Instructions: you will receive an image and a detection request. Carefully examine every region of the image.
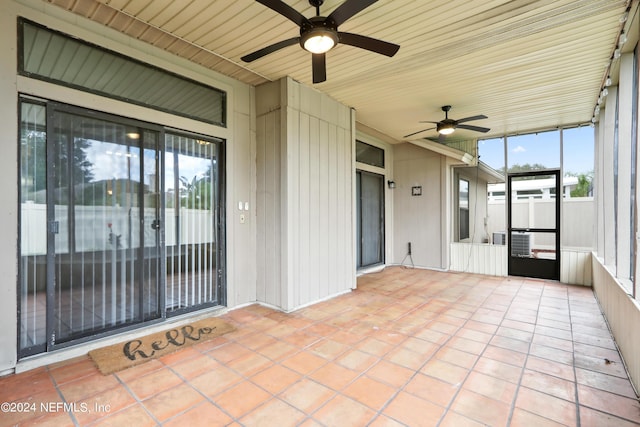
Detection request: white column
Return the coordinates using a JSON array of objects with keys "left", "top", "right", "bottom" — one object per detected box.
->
[
  {"left": 603, "top": 86, "right": 618, "bottom": 269},
  {"left": 616, "top": 54, "right": 634, "bottom": 279}
]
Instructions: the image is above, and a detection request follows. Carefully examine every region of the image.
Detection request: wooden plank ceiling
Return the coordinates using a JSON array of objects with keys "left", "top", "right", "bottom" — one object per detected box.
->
[{"left": 44, "top": 0, "right": 633, "bottom": 143}]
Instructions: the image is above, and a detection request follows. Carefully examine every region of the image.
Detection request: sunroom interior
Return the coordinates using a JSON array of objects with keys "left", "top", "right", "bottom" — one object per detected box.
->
[{"left": 2, "top": 0, "right": 640, "bottom": 406}]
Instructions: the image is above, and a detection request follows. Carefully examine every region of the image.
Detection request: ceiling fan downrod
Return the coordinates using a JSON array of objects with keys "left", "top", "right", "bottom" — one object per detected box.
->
[{"left": 309, "top": 0, "right": 323, "bottom": 16}]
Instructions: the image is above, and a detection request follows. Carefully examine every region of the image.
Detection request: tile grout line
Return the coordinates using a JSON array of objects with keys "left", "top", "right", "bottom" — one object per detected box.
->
[
  {"left": 434, "top": 276, "right": 526, "bottom": 426},
  {"left": 161, "top": 352, "right": 249, "bottom": 426},
  {"left": 294, "top": 280, "right": 449, "bottom": 426},
  {"left": 47, "top": 365, "right": 81, "bottom": 427},
  {"left": 371, "top": 280, "right": 467, "bottom": 426},
  {"left": 112, "top": 369, "right": 163, "bottom": 426},
  {"left": 504, "top": 279, "right": 542, "bottom": 426},
  {"left": 355, "top": 275, "right": 507, "bottom": 426}
]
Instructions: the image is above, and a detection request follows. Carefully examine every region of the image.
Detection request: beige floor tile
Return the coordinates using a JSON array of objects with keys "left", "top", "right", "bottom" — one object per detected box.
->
[{"left": 3, "top": 267, "right": 640, "bottom": 427}]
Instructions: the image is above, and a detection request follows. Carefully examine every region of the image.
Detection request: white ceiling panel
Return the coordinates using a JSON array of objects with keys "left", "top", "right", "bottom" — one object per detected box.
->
[{"left": 45, "top": 0, "right": 633, "bottom": 142}]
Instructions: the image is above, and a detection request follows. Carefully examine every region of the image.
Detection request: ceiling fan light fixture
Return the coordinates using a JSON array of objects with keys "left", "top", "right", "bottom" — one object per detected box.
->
[
  {"left": 301, "top": 28, "right": 338, "bottom": 54},
  {"left": 437, "top": 123, "right": 455, "bottom": 135}
]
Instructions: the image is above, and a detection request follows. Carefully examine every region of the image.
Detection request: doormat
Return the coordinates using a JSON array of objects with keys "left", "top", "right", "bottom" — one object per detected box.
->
[{"left": 89, "top": 318, "right": 235, "bottom": 375}]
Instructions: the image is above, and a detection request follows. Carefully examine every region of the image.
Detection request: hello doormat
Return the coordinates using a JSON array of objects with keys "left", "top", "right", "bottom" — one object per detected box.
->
[{"left": 89, "top": 318, "right": 235, "bottom": 375}]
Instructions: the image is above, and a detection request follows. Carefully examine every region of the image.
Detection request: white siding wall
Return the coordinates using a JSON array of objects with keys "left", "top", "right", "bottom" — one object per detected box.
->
[
  {"left": 450, "top": 243, "right": 507, "bottom": 276},
  {"left": 256, "top": 78, "right": 354, "bottom": 312},
  {"left": 392, "top": 143, "right": 444, "bottom": 269},
  {"left": 0, "top": 0, "right": 19, "bottom": 373},
  {"left": 561, "top": 250, "right": 592, "bottom": 286}
]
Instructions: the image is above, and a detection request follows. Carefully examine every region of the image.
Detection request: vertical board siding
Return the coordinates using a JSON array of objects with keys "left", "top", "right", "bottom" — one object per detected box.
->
[
  {"left": 287, "top": 83, "right": 354, "bottom": 309},
  {"left": 298, "top": 113, "right": 311, "bottom": 306},
  {"left": 306, "top": 115, "right": 321, "bottom": 304},
  {"left": 450, "top": 245, "right": 592, "bottom": 285},
  {"left": 319, "top": 121, "right": 330, "bottom": 299},
  {"left": 393, "top": 144, "right": 443, "bottom": 269},
  {"left": 449, "top": 243, "right": 507, "bottom": 276},
  {"left": 256, "top": 78, "right": 354, "bottom": 311},
  {"left": 256, "top": 109, "right": 282, "bottom": 308},
  {"left": 560, "top": 250, "right": 592, "bottom": 286},
  {"left": 592, "top": 256, "right": 640, "bottom": 393},
  {"left": 327, "top": 125, "right": 338, "bottom": 296}
]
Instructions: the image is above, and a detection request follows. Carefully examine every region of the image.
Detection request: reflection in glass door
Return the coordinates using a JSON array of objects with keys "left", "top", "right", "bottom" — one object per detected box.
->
[
  {"left": 19, "top": 98, "right": 225, "bottom": 357},
  {"left": 165, "top": 134, "right": 222, "bottom": 313},
  {"left": 49, "top": 110, "right": 161, "bottom": 345},
  {"left": 356, "top": 170, "right": 385, "bottom": 268}
]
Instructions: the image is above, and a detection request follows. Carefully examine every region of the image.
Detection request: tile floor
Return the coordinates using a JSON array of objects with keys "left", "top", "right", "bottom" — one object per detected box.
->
[{"left": 2, "top": 267, "right": 640, "bottom": 426}]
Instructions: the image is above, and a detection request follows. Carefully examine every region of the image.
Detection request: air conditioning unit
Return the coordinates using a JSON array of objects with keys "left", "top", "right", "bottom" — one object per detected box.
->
[
  {"left": 511, "top": 232, "right": 531, "bottom": 257},
  {"left": 492, "top": 231, "right": 506, "bottom": 245},
  {"left": 492, "top": 231, "right": 532, "bottom": 257}
]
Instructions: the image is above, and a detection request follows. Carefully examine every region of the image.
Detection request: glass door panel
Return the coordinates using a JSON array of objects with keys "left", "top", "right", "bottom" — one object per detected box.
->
[
  {"left": 50, "top": 110, "right": 160, "bottom": 344},
  {"left": 165, "top": 134, "right": 220, "bottom": 313},
  {"left": 19, "top": 101, "right": 48, "bottom": 355},
  {"left": 356, "top": 170, "right": 385, "bottom": 268}
]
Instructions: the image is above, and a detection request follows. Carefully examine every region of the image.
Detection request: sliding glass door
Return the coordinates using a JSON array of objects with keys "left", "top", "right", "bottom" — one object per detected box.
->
[{"left": 19, "top": 98, "right": 225, "bottom": 356}]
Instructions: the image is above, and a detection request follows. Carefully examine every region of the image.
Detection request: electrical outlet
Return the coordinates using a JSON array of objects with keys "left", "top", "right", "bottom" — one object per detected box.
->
[{"left": 240, "top": 214, "right": 245, "bottom": 224}]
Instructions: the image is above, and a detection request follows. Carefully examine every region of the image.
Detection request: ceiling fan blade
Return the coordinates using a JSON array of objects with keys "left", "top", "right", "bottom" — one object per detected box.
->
[
  {"left": 338, "top": 32, "right": 400, "bottom": 57},
  {"left": 241, "top": 37, "right": 300, "bottom": 62},
  {"left": 456, "top": 114, "right": 488, "bottom": 123},
  {"left": 312, "top": 53, "right": 327, "bottom": 83},
  {"left": 328, "top": 0, "right": 378, "bottom": 26},
  {"left": 255, "top": 0, "right": 309, "bottom": 26},
  {"left": 403, "top": 127, "right": 435, "bottom": 138},
  {"left": 418, "top": 120, "right": 439, "bottom": 124},
  {"left": 457, "top": 124, "right": 491, "bottom": 133}
]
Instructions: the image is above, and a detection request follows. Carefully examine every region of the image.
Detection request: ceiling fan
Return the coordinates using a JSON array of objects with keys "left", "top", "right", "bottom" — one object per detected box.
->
[
  {"left": 404, "top": 106, "right": 490, "bottom": 139},
  {"left": 241, "top": 0, "right": 400, "bottom": 83}
]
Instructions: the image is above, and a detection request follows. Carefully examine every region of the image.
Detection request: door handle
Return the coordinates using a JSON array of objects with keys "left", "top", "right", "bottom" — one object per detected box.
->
[{"left": 151, "top": 219, "right": 161, "bottom": 230}]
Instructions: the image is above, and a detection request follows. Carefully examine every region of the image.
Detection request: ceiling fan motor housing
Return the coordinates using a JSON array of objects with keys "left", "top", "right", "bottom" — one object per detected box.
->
[{"left": 300, "top": 16, "right": 339, "bottom": 52}]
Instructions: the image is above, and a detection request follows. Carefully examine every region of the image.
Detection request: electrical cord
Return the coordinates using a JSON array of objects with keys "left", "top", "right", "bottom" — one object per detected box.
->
[{"left": 401, "top": 242, "right": 414, "bottom": 269}]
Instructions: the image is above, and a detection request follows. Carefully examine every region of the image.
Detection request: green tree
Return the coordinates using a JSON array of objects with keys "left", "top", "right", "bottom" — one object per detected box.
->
[
  {"left": 567, "top": 171, "right": 593, "bottom": 197},
  {"left": 179, "top": 174, "right": 212, "bottom": 210}
]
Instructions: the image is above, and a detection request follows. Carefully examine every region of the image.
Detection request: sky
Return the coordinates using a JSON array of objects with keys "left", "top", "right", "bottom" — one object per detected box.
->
[
  {"left": 86, "top": 140, "right": 213, "bottom": 190},
  {"left": 478, "top": 126, "right": 595, "bottom": 175}
]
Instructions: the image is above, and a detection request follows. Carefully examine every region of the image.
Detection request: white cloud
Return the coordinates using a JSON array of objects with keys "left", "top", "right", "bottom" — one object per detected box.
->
[{"left": 512, "top": 145, "right": 526, "bottom": 153}]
